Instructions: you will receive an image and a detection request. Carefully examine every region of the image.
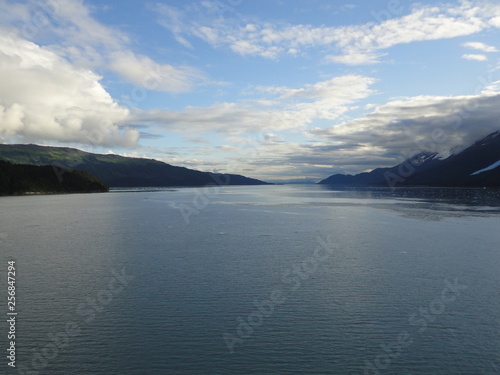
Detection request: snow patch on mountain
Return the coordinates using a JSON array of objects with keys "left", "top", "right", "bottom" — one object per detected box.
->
[
  {"left": 471, "top": 160, "right": 500, "bottom": 175},
  {"left": 409, "top": 152, "right": 439, "bottom": 165}
]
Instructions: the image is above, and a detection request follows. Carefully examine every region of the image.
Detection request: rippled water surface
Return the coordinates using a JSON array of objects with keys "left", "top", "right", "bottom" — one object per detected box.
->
[{"left": 1, "top": 185, "right": 499, "bottom": 374}]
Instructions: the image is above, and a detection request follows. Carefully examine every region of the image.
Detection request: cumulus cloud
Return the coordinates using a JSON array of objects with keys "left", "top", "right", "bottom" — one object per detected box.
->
[
  {"left": 2, "top": 0, "right": 206, "bottom": 92},
  {"left": 462, "top": 53, "right": 488, "bottom": 61},
  {"left": 0, "top": 0, "right": 211, "bottom": 146},
  {"left": 155, "top": 1, "right": 500, "bottom": 65},
  {"left": 0, "top": 33, "right": 138, "bottom": 146}
]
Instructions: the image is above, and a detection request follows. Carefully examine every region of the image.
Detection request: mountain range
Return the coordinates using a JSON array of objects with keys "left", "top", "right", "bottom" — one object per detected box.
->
[
  {"left": 1, "top": 130, "right": 499, "bottom": 190},
  {"left": 0, "top": 144, "right": 268, "bottom": 188},
  {"left": 319, "top": 131, "right": 500, "bottom": 187}
]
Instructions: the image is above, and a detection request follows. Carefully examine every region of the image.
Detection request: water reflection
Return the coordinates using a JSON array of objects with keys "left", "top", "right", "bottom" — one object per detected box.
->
[
  {"left": 168, "top": 184, "right": 500, "bottom": 222},
  {"left": 218, "top": 185, "right": 500, "bottom": 221},
  {"left": 317, "top": 186, "right": 500, "bottom": 205},
  {"left": 317, "top": 185, "right": 500, "bottom": 221}
]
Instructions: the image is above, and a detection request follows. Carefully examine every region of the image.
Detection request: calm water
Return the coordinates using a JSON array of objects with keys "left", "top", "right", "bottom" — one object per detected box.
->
[{"left": 1, "top": 185, "right": 499, "bottom": 374}]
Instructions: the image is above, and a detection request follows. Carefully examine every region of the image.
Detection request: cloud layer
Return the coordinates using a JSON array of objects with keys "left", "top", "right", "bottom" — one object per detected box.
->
[
  {"left": 110, "top": 52, "right": 206, "bottom": 93},
  {"left": 1, "top": 0, "right": 500, "bottom": 181},
  {"left": 312, "top": 87, "right": 500, "bottom": 161},
  {"left": 0, "top": 33, "right": 138, "bottom": 146},
  {"left": 156, "top": 1, "right": 500, "bottom": 65},
  {"left": 135, "top": 75, "right": 377, "bottom": 135},
  {"left": 1, "top": 0, "right": 207, "bottom": 92},
  {"left": 0, "top": 0, "right": 207, "bottom": 146}
]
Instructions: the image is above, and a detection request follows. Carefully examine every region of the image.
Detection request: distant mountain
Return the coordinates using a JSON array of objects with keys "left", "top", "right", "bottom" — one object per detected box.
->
[
  {"left": 0, "top": 144, "right": 269, "bottom": 187},
  {"left": 268, "top": 178, "right": 319, "bottom": 185},
  {"left": 319, "top": 131, "right": 500, "bottom": 187},
  {"left": 0, "top": 160, "right": 108, "bottom": 195},
  {"left": 318, "top": 151, "right": 441, "bottom": 186}
]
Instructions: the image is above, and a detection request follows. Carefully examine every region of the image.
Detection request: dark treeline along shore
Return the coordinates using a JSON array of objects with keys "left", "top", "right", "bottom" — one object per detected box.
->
[{"left": 0, "top": 160, "right": 108, "bottom": 195}]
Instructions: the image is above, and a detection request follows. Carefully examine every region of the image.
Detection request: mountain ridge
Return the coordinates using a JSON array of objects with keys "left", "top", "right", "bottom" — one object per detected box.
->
[
  {"left": 319, "top": 131, "right": 500, "bottom": 187},
  {"left": 0, "top": 144, "right": 270, "bottom": 187}
]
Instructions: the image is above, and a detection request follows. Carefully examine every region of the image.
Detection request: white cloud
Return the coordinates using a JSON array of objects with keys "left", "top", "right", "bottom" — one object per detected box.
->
[
  {"left": 0, "top": 0, "right": 31, "bottom": 24},
  {"left": 323, "top": 51, "right": 384, "bottom": 66},
  {"left": 483, "top": 80, "right": 500, "bottom": 93},
  {"left": 125, "top": 80, "right": 500, "bottom": 180},
  {"left": 110, "top": 52, "right": 206, "bottom": 93},
  {"left": 2, "top": 0, "right": 500, "bottom": 180},
  {"left": 312, "top": 86, "right": 500, "bottom": 161},
  {"left": 2, "top": 0, "right": 207, "bottom": 93},
  {"left": 210, "top": 83, "right": 500, "bottom": 179},
  {"left": 462, "top": 53, "right": 488, "bottom": 61},
  {"left": 152, "top": 3, "right": 193, "bottom": 48},
  {"left": 0, "top": 33, "right": 138, "bottom": 146},
  {"left": 137, "top": 102, "right": 278, "bottom": 135},
  {"left": 134, "top": 75, "right": 377, "bottom": 134},
  {"left": 155, "top": 1, "right": 500, "bottom": 65},
  {"left": 50, "top": 0, "right": 128, "bottom": 50},
  {"left": 462, "top": 41, "right": 498, "bottom": 52},
  {"left": 276, "top": 75, "right": 377, "bottom": 122}
]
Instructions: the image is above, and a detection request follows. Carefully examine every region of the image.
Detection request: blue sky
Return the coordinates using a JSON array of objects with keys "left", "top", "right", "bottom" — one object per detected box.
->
[{"left": 1, "top": 0, "right": 500, "bottom": 182}]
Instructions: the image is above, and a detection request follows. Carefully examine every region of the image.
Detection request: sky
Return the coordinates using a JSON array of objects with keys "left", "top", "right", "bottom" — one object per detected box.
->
[{"left": 1, "top": 0, "right": 500, "bottom": 182}]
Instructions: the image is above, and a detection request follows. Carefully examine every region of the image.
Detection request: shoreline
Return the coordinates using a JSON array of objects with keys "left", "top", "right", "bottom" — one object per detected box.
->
[{"left": 0, "top": 190, "right": 109, "bottom": 197}]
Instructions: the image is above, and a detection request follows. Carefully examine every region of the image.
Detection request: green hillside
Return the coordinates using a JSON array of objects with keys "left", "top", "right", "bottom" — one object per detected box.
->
[{"left": 0, "top": 144, "right": 269, "bottom": 187}]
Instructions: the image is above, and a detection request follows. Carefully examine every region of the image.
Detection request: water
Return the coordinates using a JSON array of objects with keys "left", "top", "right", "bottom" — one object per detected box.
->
[{"left": 1, "top": 185, "right": 499, "bottom": 374}]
